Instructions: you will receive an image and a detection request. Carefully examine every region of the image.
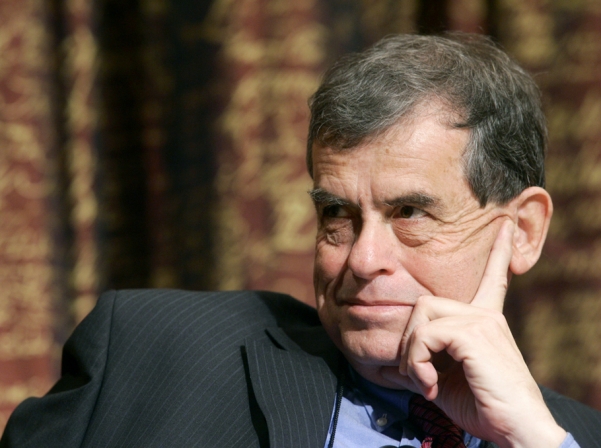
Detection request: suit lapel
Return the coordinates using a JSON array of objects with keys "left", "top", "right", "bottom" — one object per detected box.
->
[{"left": 245, "top": 327, "right": 339, "bottom": 448}]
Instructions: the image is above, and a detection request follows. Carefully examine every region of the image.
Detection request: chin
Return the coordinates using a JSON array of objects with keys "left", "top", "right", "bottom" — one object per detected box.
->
[{"left": 338, "top": 328, "right": 404, "bottom": 367}]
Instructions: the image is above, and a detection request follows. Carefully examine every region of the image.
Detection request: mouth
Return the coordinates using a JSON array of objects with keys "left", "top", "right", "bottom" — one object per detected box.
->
[
  {"left": 338, "top": 297, "right": 414, "bottom": 307},
  {"left": 337, "top": 297, "right": 414, "bottom": 320}
]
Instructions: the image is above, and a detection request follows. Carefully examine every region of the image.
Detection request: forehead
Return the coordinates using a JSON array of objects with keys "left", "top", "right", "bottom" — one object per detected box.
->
[{"left": 311, "top": 111, "right": 474, "bottom": 208}]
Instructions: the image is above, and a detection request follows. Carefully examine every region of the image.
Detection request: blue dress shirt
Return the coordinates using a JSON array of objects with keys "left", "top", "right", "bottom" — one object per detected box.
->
[{"left": 324, "top": 368, "right": 580, "bottom": 448}]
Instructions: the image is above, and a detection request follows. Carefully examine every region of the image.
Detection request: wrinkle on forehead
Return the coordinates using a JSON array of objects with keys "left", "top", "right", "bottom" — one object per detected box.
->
[
  {"left": 313, "top": 99, "right": 466, "bottom": 165},
  {"left": 311, "top": 103, "right": 491, "bottom": 241}
]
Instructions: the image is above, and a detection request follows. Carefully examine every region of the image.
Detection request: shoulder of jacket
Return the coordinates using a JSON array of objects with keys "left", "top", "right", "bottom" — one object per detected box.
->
[{"left": 97, "top": 288, "right": 320, "bottom": 335}]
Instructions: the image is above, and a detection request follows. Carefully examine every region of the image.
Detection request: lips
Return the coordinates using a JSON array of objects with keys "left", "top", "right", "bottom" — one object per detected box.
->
[
  {"left": 337, "top": 297, "right": 414, "bottom": 307},
  {"left": 336, "top": 298, "right": 414, "bottom": 326}
]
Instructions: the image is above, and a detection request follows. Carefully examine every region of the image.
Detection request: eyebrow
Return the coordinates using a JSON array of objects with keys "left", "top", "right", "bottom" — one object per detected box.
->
[
  {"left": 309, "top": 188, "right": 442, "bottom": 211},
  {"left": 383, "top": 193, "right": 440, "bottom": 210},
  {"left": 308, "top": 188, "right": 351, "bottom": 207}
]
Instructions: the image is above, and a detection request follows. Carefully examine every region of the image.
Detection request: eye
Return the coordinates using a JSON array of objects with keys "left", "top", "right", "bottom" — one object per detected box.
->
[
  {"left": 322, "top": 204, "right": 349, "bottom": 218},
  {"left": 396, "top": 205, "right": 425, "bottom": 219}
]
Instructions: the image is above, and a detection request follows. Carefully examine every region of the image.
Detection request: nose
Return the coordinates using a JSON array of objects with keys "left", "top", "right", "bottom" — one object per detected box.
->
[{"left": 347, "top": 219, "right": 397, "bottom": 280}]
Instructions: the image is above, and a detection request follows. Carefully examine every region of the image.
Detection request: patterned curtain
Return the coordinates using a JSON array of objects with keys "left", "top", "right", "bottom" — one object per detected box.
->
[
  {"left": 498, "top": 0, "right": 601, "bottom": 408},
  {"left": 1, "top": 0, "right": 600, "bottom": 432},
  {"left": 0, "top": 0, "right": 99, "bottom": 427}
]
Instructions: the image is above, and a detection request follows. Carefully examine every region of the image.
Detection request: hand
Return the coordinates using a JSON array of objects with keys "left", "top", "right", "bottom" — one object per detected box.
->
[{"left": 380, "top": 220, "right": 566, "bottom": 448}]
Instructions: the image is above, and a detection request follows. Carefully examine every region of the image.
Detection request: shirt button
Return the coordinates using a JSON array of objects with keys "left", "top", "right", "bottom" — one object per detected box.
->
[{"left": 376, "top": 414, "right": 388, "bottom": 427}]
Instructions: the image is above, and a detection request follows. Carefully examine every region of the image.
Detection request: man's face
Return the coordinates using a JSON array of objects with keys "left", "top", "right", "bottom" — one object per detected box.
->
[{"left": 311, "top": 109, "right": 513, "bottom": 380}]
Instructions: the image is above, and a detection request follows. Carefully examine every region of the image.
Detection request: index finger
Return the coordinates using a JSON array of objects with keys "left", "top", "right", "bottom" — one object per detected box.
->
[{"left": 471, "top": 219, "right": 515, "bottom": 311}]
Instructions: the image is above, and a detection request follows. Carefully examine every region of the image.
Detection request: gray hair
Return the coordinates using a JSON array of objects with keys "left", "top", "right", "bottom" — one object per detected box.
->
[{"left": 307, "top": 33, "right": 546, "bottom": 206}]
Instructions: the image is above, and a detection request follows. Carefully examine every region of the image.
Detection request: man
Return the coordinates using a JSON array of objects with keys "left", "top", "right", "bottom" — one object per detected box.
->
[{"left": 2, "top": 33, "right": 601, "bottom": 448}]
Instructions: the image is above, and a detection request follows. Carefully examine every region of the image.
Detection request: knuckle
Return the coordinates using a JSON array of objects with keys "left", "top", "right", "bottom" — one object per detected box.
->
[
  {"left": 415, "top": 295, "right": 434, "bottom": 308},
  {"left": 464, "top": 311, "right": 508, "bottom": 338},
  {"left": 482, "top": 308, "right": 508, "bottom": 328},
  {"left": 412, "top": 322, "right": 428, "bottom": 339},
  {"left": 462, "top": 320, "right": 483, "bottom": 337},
  {"left": 406, "top": 355, "right": 418, "bottom": 371},
  {"left": 400, "top": 332, "right": 411, "bottom": 347},
  {"left": 498, "top": 278, "right": 509, "bottom": 292}
]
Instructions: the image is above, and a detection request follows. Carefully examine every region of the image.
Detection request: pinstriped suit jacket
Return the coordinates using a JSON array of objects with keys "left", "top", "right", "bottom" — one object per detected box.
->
[{"left": 1, "top": 289, "right": 600, "bottom": 448}]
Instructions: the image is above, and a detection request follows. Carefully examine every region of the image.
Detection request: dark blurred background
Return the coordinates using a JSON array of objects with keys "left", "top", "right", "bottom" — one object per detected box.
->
[{"left": 1, "top": 0, "right": 601, "bottom": 431}]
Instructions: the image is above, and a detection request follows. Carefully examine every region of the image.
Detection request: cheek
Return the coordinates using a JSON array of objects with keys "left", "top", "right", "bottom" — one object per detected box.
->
[
  {"left": 313, "top": 241, "right": 352, "bottom": 336},
  {"left": 316, "top": 301, "right": 344, "bottom": 357},
  {"left": 313, "top": 237, "right": 351, "bottom": 291},
  {"left": 441, "top": 257, "right": 486, "bottom": 302},
  {"left": 313, "top": 247, "right": 347, "bottom": 349},
  {"left": 402, "top": 240, "right": 492, "bottom": 302}
]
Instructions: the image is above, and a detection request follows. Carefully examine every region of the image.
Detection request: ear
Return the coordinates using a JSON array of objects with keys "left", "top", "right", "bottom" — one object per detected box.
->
[{"left": 508, "top": 186, "right": 553, "bottom": 275}]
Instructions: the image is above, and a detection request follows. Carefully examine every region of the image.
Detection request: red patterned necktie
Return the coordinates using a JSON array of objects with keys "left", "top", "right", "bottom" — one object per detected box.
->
[{"left": 408, "top": 394, "right": 466, "bottom": 448}]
